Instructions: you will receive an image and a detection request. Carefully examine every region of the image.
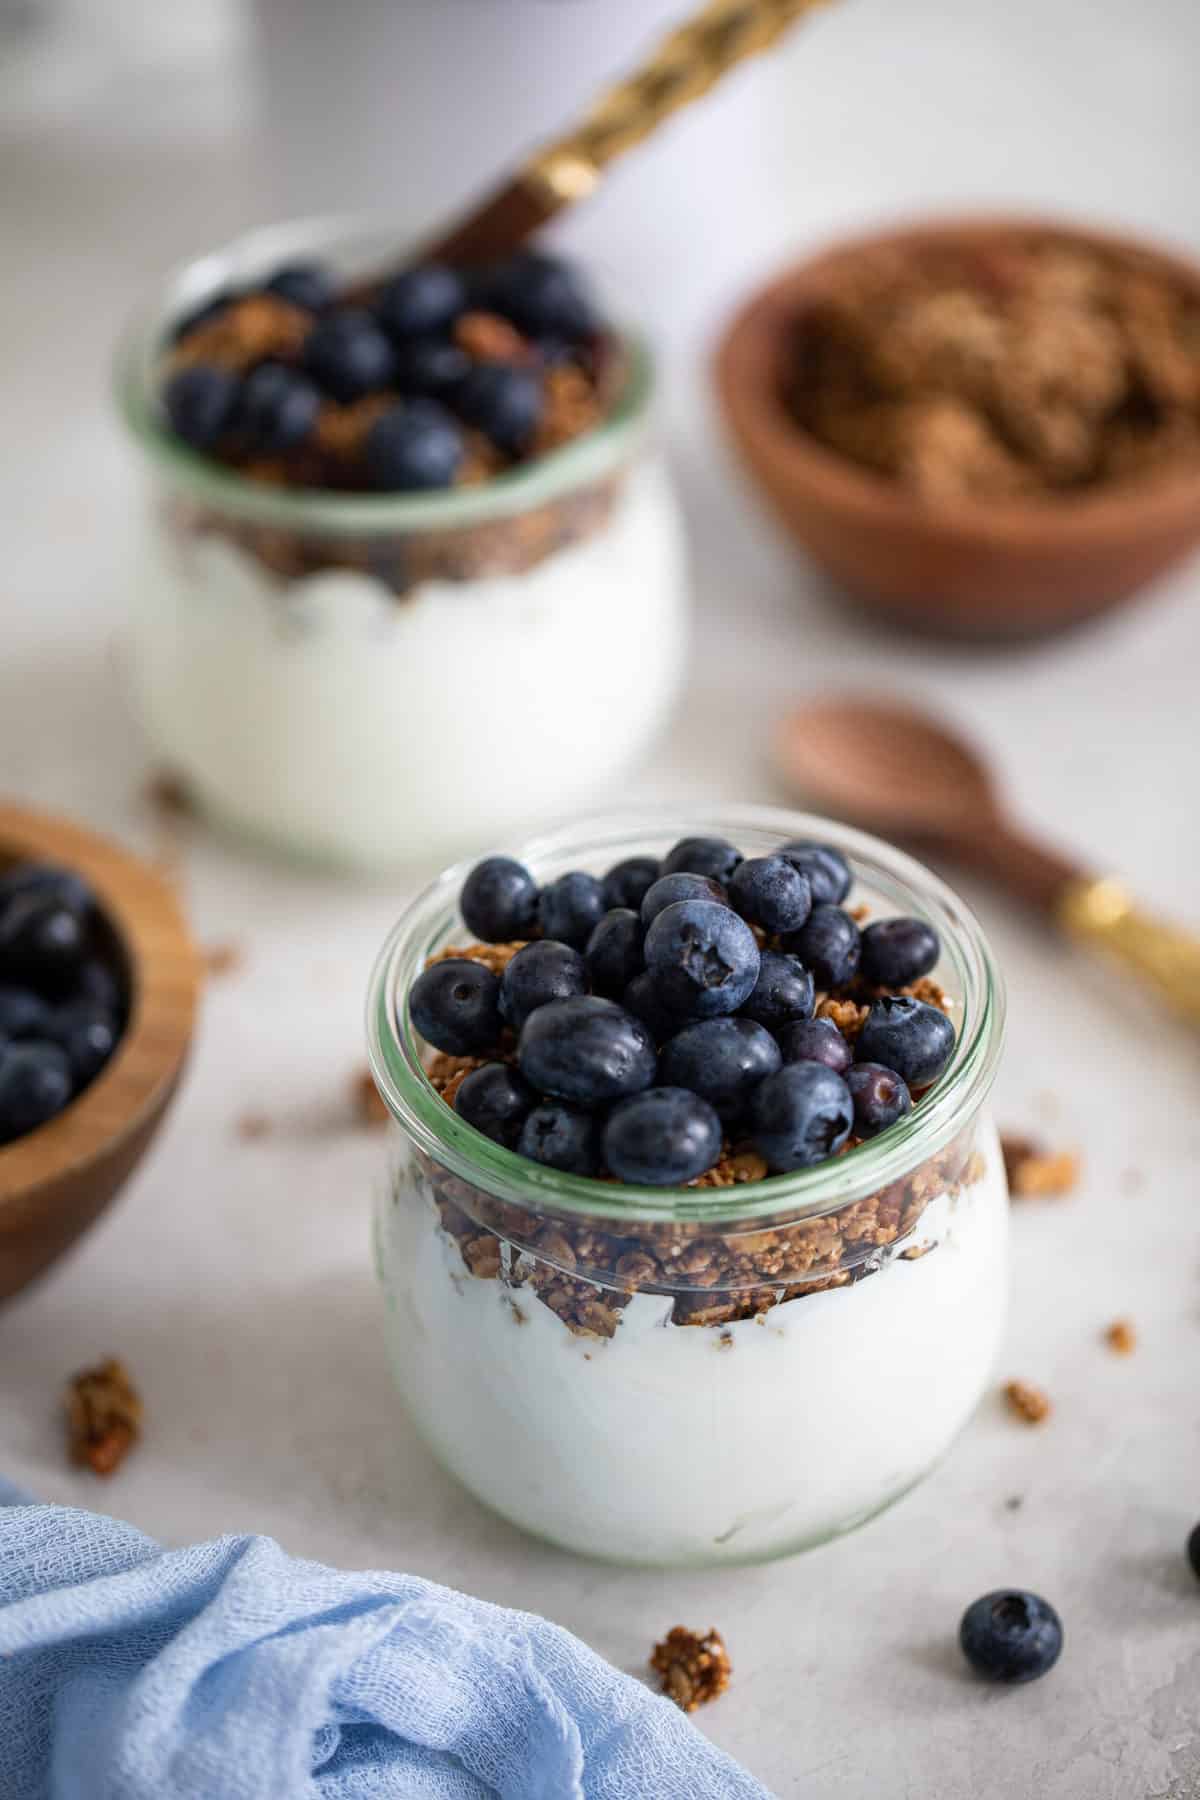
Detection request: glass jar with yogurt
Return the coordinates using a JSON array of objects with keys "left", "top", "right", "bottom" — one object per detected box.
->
[
  {"left": 115, "top": 221, "right": 688, "bottom": 870},
  {"left": 367, "top": 808, "right": 1008, "bottom": 1567}
]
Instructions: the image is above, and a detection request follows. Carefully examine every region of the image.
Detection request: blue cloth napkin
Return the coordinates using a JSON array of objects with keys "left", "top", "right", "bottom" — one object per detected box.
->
[{"left": 0, "top": 1480, "right": 771, "bottom": 1800}]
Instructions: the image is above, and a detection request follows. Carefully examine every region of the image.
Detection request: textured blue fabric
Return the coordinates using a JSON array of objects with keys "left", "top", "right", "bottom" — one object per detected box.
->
[{"left": 0, "top": 1486, "right": 771, "bottom": 1800}]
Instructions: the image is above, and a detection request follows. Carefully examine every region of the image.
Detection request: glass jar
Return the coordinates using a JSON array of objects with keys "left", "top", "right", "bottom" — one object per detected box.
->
[
  {"left": 367, "top": 808, "right": 1008, "bottom": 1567},
  {"left": 114, "top": 220, "right": 688, "bottom": 870}
]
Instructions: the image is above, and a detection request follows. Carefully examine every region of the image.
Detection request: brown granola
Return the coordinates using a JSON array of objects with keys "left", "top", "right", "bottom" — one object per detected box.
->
[
  {"left": 236, "top": 1111, "right": 273, "bottom": 1142},
  {"left": 65, "top": 1358, "right": 143, "bottom": 1477},
  {"left": 203, "top": 941, "right": 244, "bottom": 979},
  {"left": 650, "top": 1627, "right": 732, "bottom": 1712},
  {"left": 1105, "top": 1319, "right": 1136, "bottom": 1355},
  {"left": 1001, "top": 1135, "right": 1081, "bottom": 1199},
  {"left": 1004, "top": 1379, "right": 1051, "bottom": 1424}
]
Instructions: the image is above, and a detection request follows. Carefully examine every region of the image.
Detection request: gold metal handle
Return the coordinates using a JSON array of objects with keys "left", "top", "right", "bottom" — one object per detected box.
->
[{"left": 1058, "top": 876, "right": 1200, "bottom": 1027}]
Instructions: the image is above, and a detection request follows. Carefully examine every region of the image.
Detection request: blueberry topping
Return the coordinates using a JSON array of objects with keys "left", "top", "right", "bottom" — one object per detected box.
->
[
  {"left": 377, "top": 265, "right": 468, "bottom": 340},
  {"left": 959, "top": 1591, "right": 1063, "bottom": 1684},
  {"left": 644, "top": 900, "right": 760, "bottom": 1019},
  {"left": 239, "top": 363, "right": 321, "bottom": 453},
  {"left": 164, "top": 365, "right": 239, "bottom": 450},
  {"left": 621, "top": 970, "right": 690, "bottom": 1046},
  {"left": 856, "top": 996, "right": 955, "bottom": 1090},
  {"left": 778, "top": 841, "right": 852, "bottom": 905},
  {"left": 366, "top": 401, "right": 464, "bottom": 491},
  {"left": 729, "top": 855, "right": 813, "bottom": 934},
  {"left": 455, "top": 364, "right": 542, "bottom": 455},
  {"left": 859, "top": 917, "right": 940, "bottom": 988},
  {"left": 845, "top": 1062, "right": 912, "bottom": 1138},
  {"left": 0, "top": 863, "right": 93, "bottom": 915},
  {"left": 0, "top": 985, "right": 53, "bottom": 1042},
  {"left": 303, "top": 308, "right": 396, "bottom": 401},
  {"left": 0, "top": 1043, "right": 73, "bottom": 1145},
  {"left": 408, "top": 958, "right": 502, "bottom": 1057},
  {"left": 453, "top": 1061, "right": 536, "bottom": 1149},
  {"left": 518, "top": 1100, "right": 602, "bottom": 1176},
  {"left": 264, "top": 262, "right": 336, "bottom": 313},
  {"left": 602, "top": 1087, "right": 722, "bottom": 1187},
  {"left": 0, "top": 892, "right": 88, "bottom": 993},
  {"left": 775, "top": 1016, "right": 852, "bottom": 1076},
  {"left": 748, "top": 1062, "right": 854, "bottom": 1172},
  {"left": 640, "top": 872, "right": 727, "bottom": 929},
  {"left": 517, "top": 997, "right": 656, "bottom": 1107},
  {"left": 46, "top": 1002, "right": 120, "bottom": 1087},
  {"left": 738, "top": 951, "right": 815, "bottom": 1033},
  {"left": 783, "top": 904, "right": 861, "bottom": 990},
  {"left": 500, "top": 940, "right": 587, "bottom": 1030},
  {"left": 660, "top": 1017, "right": 781, "bottom": 1123},
  {"left": 584, "top": 909, "right": 645, "bottom": 998},
  {"left": 487, "top": 252, "right": 597, "bottom": 341},
  {"left": 601, "top": 856, "right": 661, "bottom": 913},
  {"left": 460, "top": 856, "right": 539, "bottom": 943},
  {"left": 537, "top": 872, "right": 606, "bottom": 950},
  {"left": 661, "top": 836, "right": 744, "bottom": 888},
  {"left": 76, "top": 957, "right": 123, "bottom": 1014},
  {"left": 392, "top": 338, "right": 471, "bottom": 400}
]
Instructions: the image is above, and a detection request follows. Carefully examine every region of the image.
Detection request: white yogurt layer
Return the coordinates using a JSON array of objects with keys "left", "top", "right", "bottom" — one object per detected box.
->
[
  {"left": 377, "top": 1116, "right": 1008, "bottom": 1566},
  {"left": 129, "top": 457, "right": 687, "bottom": 869}
]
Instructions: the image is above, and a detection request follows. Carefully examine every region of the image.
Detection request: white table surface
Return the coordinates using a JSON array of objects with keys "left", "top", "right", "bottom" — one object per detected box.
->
[{"left": 2, "top": 7, "right": 1199, "bottom": 1796}]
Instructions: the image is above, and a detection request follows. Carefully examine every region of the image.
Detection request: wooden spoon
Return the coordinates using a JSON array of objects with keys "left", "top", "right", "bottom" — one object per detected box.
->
[{"left": 775, "top": 696, "right": 1200, "bottom": 1024}]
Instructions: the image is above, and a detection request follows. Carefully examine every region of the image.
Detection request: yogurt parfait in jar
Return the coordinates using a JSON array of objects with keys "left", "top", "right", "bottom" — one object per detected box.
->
[
  {"left": 116, "top": 224, "right": 687, "bottom": 868},
  {"left": 367, "top": 808, "right": 1008, "bottom": 1567}
]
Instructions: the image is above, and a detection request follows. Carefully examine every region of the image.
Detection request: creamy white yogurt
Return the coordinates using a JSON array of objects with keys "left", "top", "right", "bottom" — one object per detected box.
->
[{"left": 376, "top": 1116, "right": 1008, "bottom": 1566}]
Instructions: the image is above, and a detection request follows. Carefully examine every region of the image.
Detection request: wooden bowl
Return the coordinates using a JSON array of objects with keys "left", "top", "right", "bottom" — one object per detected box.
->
[
  {"left": 714, "top": 215, "right": 1200, "bottom": 639},
  {"left": 0, "top": 803, "right": 200, "bottom": 1301}
]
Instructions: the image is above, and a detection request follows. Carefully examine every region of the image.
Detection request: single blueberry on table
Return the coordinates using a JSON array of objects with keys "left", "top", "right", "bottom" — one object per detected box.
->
[
  {"left": 584, "top": 910, "right": 645, "bottom": 998},
  {"left": 739, "top": 951, "right": 815, "bottom": 1033},
  {"left": 783, "top": 904, "right": 861, "bottom": 990},
  {"left": 518, "top": 1100, "right": 602, "bottom": 1176},
  {"left": 0, "top": 891, "right": 88, "bottom": 993},
  {"left": 959, "top": 1591, "right": 1063, "bottom": 1684},
  {"left": 644, "top": 900, "right": 760, "bottom": 1020},
  {"left": 487, "top": 252, "right": 597, "bottom": 341},
  {"left": 454, "top": 1062, "right": 537, "bottom": 1150},
  {"left": 0, "top": 1042, "right": 73, "bottom": 1144},
  {"left": 860, "top": 917, "right": 940, "bottom": 988},
  {"left": 622, "top": 970, "right": 690, "bottom": 1046},
  {"left": 778, "top": 841, "right": 852, "bottom": 906},
  {"left": 602, "top": 1086, "right": 722, "bottom": 1187},
  {"left": 660, "top": 1016, "right": 781, "bottom": 1123},
  {"left": 601, "top": 855, "right": 661, "bottom": 914},
  {"left": 264, "top": 262, "right": 336, "bottom": 313},
  {"left": 748, "top": 1061, "right": 854, "bottom": 1172},
  {"left": 303, "top": 308, "right": 396, "bottom": 401},
  {"left": 639, "top": 872, "right": 726, "bottom": 929},
  {"left": 538, "top": 872, "right": 606, "bottom": 950},
  {"left": 408, "top": 958, "right": 502, "bottom": 1057},
  {"left": 239, "top": 363, "right": 321, "bottom": 453},
  {"left": 0, "top": 863, "right": 93, "bottom": 916},
  {"left": 460, "top": 856, "right": 539, "bottom": 943},
  {"left": 455, "top": 364, "right": 543, "bottom": 455},
  {"left": 517, "top": 996, "right": 656, "bottom": 1107},
  {"left": 0, "top": 986, "right": 53, "bottom": 1042},
  {"left": 729, "top": 855, "right": 812, "bottom": 935},
  {"left": 500, "top": 940, "right": 587, "bottom": 1030},
  {"left": 392, "top": 338, "right": 471, "bottom": 400},
  {"left": 845, "top": 1062, "right": 912, "bottom": 1138},
  {"left": 661, "top": 836, "right": 744, "bottom": 888},
  {"left": 856, "top": 996, "right": 955, "bottom": 1090},
  {"left": 48, "top": 1003, "right": 120, "bottom": 1088},
  {"left": 163, "top": 365, "right": 239, "bottom": 450},
  {"left": 377, "top": 264, "right": 468, "bottom": 340},
  {"left": 366, "top": 401, "right": 464, "bottom": 491},
  {"left": 775, "top": 1016, "right": 852, "bottom": 1076}
]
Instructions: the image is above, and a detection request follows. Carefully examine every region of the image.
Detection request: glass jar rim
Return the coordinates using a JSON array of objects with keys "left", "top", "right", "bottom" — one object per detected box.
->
[
  {"left": 366, "top": 805, "right": 1006, "bottom": 1226},
  {"left": 112, "top": 211, "right": 655, "bottom": 536}
]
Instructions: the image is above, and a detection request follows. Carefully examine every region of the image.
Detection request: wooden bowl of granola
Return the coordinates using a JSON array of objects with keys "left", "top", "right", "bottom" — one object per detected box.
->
[
  {"left": 0, "top": 804, "right": 200, "bottom": 1301},
  {"left": 715, "top": 215, "right": 1200, "bottom": 638}
]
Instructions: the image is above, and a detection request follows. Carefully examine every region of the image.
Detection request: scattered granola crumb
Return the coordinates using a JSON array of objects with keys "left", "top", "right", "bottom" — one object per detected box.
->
[
  {"left": 1005, "top": 1494, "right": 1025, "bottom": 1511},
  {"left": 204, "top": 941, "right": 244, "bottom": 979},
  {"left": 650, "top": 1627, "right": 732, "bottom": 1712},
  {"left": 1005, "top": 1379, "right": 1051, "bottom": 1424},
  {"left": 236, "top": 1112, "right": 273, "bottom": 1142},
  {"left": 65, "top": 1358, "right": 142, "bottom": 1477},
  {"left": 355, "top": 1068, "right": 389, "bottom": 1128},
  {"left": 145, "top": 770, "right": 194, "bottom": 817},
  {"left": 1105, "top": 1319, "right": 1136, "bottom": 1355},
  {"left": 1001, "top": 1134, "right": 1081, "bottom": 1198}
]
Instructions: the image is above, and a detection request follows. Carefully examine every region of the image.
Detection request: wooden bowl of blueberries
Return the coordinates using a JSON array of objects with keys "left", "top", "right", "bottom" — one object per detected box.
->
[{"left": 0, "top": 803, "right": 200, "bottom": 1301}]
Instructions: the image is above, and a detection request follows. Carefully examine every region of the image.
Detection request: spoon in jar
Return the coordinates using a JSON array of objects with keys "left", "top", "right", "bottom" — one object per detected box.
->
[{"left": 774, "top": 695, "right": 1200, "bottom": 1025}]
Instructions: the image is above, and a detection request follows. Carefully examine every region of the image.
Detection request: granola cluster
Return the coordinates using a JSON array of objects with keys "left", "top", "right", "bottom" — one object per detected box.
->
[
  {"left": 650, "top": 1627, "right": 732, "bottom": 1712},
  {"left": 65, "top": 1357, "right": 142, "bottom": 1476}
]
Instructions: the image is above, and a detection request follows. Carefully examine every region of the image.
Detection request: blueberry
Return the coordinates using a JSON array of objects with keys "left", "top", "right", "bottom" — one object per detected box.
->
[
  {"left": 0, "top": 986, "right": 53, "bottom": 1041},
  {"left": 959, "top": 1591, "right": 1063, "bottom": 1684},
  {"left": 487, "top": 252, "right": 597, "bottom": 341},
  {"left": 860, "top": 917, "right": 940, "bottom": 988},
  {"left": 775, "top": 1016, "right": 852, "bottom": 1076},
  {"left": 601, "top": 855, "right": 661, "bottom": 914},
  {"left": 164, "top": 364, "right": 239, "bottom": 450},
  {"left": 1187, "top": 1522, "right": 1200, "bottom": 1580},
  {"left": 75, "top": 958, "right": 123, "bottom": 1015},
  {"left": 845, "top": 1062, "right": 912, "bottom": 1138},
  {"left": 408, "top": 958, "right": 502, "bottom": 1056},
  {"left": 0, "top": 863, "right": 93, "bottom": 915},
  {"left": 264, "top": 261, "right": 336, "bottom": 313},
  {"left": 47, "top": 1002, "right": 120, "bottom": 1088},
  {"left": 778, "top": 841, "right": 852, "bottom": 905},
  {"left": 856, "top": 996, "right": 955, "bottom": 1089},
  {"left": 460, "top": 856, "right": 539, "bottom": 943},
  {"left": 366, "top": 401, "right": 464, "bottom": 491},
  {"left": 392, "top": 338, "right": 471, "bottom": 400},
  {"left": 622, "top": 971, "right": 690, "bottom": 1045},
  {"left": 739, "top": 951, "right": 815, "bottom": 1033},
  {"left": 454, "top": 1061, "right": 536, "bottom": 1149},
  {"left": 377, "top": 265, "right": 468, "bottom": 340},
  {"left": 644, "top": 900, "right": 760, "bottom": 1019},
  {"left": 455, "top": 364, "right": 542, "bottom": 455},
  {"left": 661, "top": 836, "right": 743, "bottom": 888},
  {"left": 783, "top": 904, "right": 861, "bottom": 990},
  {"left": 518, "top": 997, "right": 656, "bottom": 1107},
  {"left": 602, "top": 1087, "right": 722, "bottom": 1187},
  {"left": 518, "top": 1100, "right": 602, "bottom": 1176},
  {"left": 729, "top": 855, "right": 812, "bottom": 934},
  {"left": 748, "top": 1062, "right": 854, "bottom": 1172},
  {"left": 0, "top": 1042, "right": 73, "bottom": 1144},
  {"left": 304, "top": 308, "right": 396, "bottom": 401},
  {"left": 584, "top": 910, "right": 644, "bottom": 998},
  {"left": 640, "top": 872, "right": 727, "bottom": 930},
  {"left": 660, "top": 1017, "right": 781, "bottom": 1122},
  {"left": 239, "top": 363, "right": 321, "bottom": 453},
  {"left": 538, "top": 872, "right": 606, "bottom": 951},
  {"left": 0, "top": 891, "right": 88, "bottom": 993},
  {"left": 500, "top": 940, "right": 587, "bottom": 1030}
]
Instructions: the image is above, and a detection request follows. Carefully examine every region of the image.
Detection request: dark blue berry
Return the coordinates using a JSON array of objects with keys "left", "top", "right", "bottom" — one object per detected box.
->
[
  {"left": 860, "top": 917, "right": 940, "bottom": 988},
  {"left": 584, "top": 910, "right": 644, "bottom": 998},
  {"left": 377, "top": 265, "right": 468, "bottom": 340},
  {"left": 776, "top": 1016, "right": 852, "bottom": 1075},
  {"left": 602, "top": 1087, "right": 722, "bottom": 1187},
  {"left": 622, "top": 971, "right": 690, "bottom": 1045},
  {"left": 538, "top": 872, "right": 606, "bottom": 950},
  {"left": 239, "top": 363, "right": 321, "bottom": 453},
  {"left": 518, "top": 1100, "right": 601, "bottom": 1176},
  {"left": 366, "top": 401, "right": 463, "bottom": 491},
  {"left": 640, "top": 872, "right": 727, "bottom": 930},
  {"left": 0, "top": 864, "right": 93, "bottom": 915},
  {"left": 500, "top": 940, "right": 587, "bottom": 1030},
  {"left": 164, "top": 365, "right": 239, "bottom": 450},
  {"left": 392, "top": 338, "right": 471, "bottom": 400},
  {"left": 601, "top": 856, "right": 661, "bottom": 913},
  {"left": 47, "top": 1003, "right": 120, "bottom": 1088},
  {"left": 0, "top": 986, "right": 52, "bottom": 1041},
  {"left": 517, "top": 997, "right": 656, "bottom": 1107},
  {"left": 729, "top": 855, "right": 812, "bottom": 934},
  {"left": 487, "top": 252, "right": 597, "bottom": 341},
  {"left": 460, "top": 856, "right": 539, "bottom": 943},
  {"left": 783, "top": 904, "right": 861, "bottom": 990},
  {"left": 660, "top": 1017, "right": 781, "bottom": 1123},
  {"left": 0, "top": 892, "right": 88, "bottom": 993},
  {"left": 453, "top": 1061, "right": 536, "bottom": 1149},
  {"left": 75, "top": 958, "right": 123, "bottom": 1015},
  {"left": 455, "top": 364, "right": 542, "bottom": 454},
  {"left": 845, "top": 1062, "right": 912, "bottom": 1138},
  {"left": 959, "top": 1591, "right": 1063, "bottom": 1684},
  {"left": 408, "top": 958, "right": 502, "bottom": 1056},
  {"left": 748, "top": 1062, "right": 854, "bottom": 1172},
  {"left": 644, "top": 900, "right": 760, "bottom": 1019},
  {"left": 304, "top": 309, "right": 396, "bottom": 401},
  {"left": 264, "top": 262, "right": 336, "bottom": 313},
  {"left": 778, "top": 841, "right": 852, "bottom": 905},
  {"left": 0, "top": 1042, "right": 73, "bottom": 1144},
  {"left": 661, "top": 836, "right": 743, "bottom": 888},
  {"left": 856, "top": 996, "right": 955, "bottom": 1089},
  {"left": 739, "top": 951, "right": 814, "bottom": 1033}
]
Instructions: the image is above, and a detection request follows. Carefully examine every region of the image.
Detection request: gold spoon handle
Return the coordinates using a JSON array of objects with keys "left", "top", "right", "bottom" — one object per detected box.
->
[{"left": 1058, "top": 876, "right": 1200, "bottom": 1026}]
